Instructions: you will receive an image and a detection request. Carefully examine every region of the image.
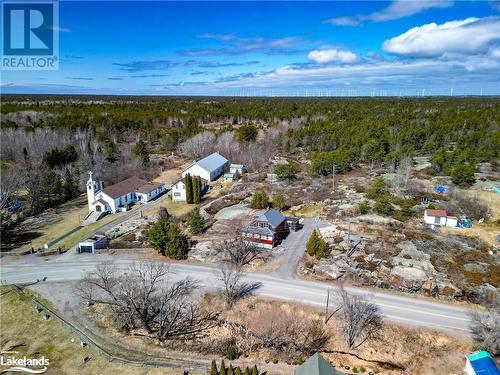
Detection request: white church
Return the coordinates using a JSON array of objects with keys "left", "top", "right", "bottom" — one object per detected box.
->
[{"left": 86, "top": 172, "right": 165, "bottom": 215}]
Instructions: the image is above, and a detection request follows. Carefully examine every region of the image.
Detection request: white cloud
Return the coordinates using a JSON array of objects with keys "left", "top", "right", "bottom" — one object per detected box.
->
[
  {"left": 307, "top": 49, "right": 359, "bottom": 64},
  {"left": 325, "top": 0, "right": 452, "bottom": 26},
  {"left": 383, "top": 17, "right": 500, "bottom": 57}
]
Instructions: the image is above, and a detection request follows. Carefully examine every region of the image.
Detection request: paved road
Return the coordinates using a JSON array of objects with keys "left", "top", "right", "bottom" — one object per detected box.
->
[
  {"left": 0, "top": 257, "right": 474, "bottom": 334},
  {"left": 274, "top": 217, "right": 329, "bottom": 279}
]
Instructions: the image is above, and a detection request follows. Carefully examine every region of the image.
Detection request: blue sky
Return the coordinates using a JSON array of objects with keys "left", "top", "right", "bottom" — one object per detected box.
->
[{"left": 2, "top": 1, "right": 500, "bottom": 96}]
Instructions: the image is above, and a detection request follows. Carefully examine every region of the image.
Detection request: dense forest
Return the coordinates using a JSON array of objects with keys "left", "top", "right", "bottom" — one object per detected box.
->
[{"left": 1, "top": 95, "right": 499, "bottom": 230}]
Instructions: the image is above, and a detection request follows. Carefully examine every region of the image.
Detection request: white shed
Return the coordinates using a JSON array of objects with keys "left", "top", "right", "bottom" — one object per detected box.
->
[
  {"left": 78, "top": 235, "right": 107, "bottom": 254},
  {"left": 171, "top": 180, "right": 186, "bottom": 201},
  {"left": 181, "top": 152, "right": 228, "bottom": 181},
  {"left": 424, "top": 209, "right": 447, "bottom": 226}
]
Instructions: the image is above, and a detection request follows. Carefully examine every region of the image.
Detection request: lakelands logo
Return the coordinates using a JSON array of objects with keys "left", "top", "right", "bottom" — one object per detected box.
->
[
  {"left": 0, "top": 354, "right": 49, "bottom": 373},
  {"left": 1, "top": 0, "right": 59, "bottom": 70}
]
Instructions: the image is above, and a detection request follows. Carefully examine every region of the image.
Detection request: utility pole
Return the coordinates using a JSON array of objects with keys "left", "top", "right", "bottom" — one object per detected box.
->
[{"left": 332, "top": 164, "right": 336, "bottom": 191}]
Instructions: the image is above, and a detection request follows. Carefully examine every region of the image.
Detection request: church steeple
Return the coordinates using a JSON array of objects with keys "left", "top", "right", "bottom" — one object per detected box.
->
[{"left": 86, "top": 171, "right": 100, "bottom": 211}]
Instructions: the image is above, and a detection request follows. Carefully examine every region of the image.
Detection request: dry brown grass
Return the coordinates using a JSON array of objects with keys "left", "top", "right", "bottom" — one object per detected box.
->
[{"left": 0, "top": 287, "right": 202, "bottom": 375}]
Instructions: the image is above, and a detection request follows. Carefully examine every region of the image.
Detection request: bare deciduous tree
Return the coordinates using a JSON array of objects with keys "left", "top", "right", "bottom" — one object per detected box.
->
[
  {"left": 0, "top": 170, "right": 23, "bottom": 210},
  {"left": 392, "top": 156, "right": 412, "bottom": 196},
  {"left": 333, "top": 286, "right": 382, "bottom": 350},
  {"left": 214, "top": 237, "right": 264, "bottom": 267},
  {"left": 470, "top": 308, "right": 500, "bottom": 356},
  {"left": 74, "top": 261, "right": 219, "bottom": 341},
  {"left": 217, "top": 263, "right": 261, "bottom": 308}
]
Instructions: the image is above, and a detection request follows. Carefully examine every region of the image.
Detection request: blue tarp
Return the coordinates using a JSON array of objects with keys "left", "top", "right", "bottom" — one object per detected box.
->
[
  {"left": 467, "top": 351, "right": 500, "bottom": 375},
  {"left": 434, "top": 185, "right": 448, "bottom": 193}
]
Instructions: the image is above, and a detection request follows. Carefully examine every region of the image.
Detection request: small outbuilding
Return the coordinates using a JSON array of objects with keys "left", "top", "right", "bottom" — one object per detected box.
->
[
  {"left": 229, "top": 163, "right": 245, "bottom": 174},
  {"left": 78, "top": 235, "right": 107, "bottom": 254},
  {"left": 295, "top": 353, "right": 346, "bottom": 375},
  {"left": 223, "top": 173, "right": 235, "bottom": 182}
]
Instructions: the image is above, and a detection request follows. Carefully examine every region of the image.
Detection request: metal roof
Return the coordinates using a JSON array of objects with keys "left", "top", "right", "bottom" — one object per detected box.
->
[
  {"left": 195, "top": 152, "right": 228, "bottom": 173},
  {"left": 242, "top": 225, "right": 274, "bottom": 236},
  {"left": 295, "top": 353, "right": 345, "bottom": 375},
  {"left": 254, "top": 208, "right": 285, "bottom": 227},
  {"left": 101, "top": 176, "right": 163, "bottom": 199}
]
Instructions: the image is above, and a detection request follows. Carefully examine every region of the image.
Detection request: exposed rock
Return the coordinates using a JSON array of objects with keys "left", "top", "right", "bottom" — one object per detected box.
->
[
  {"left": 389, "top": 266, "right": 428, "bottom": 291},
  {"left": 437, "top": 281, "right": 463, "bottom": 298}
]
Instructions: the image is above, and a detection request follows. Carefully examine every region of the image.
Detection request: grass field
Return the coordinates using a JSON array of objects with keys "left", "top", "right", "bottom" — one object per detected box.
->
[
  {"left": 143, "top": 196, "right": 196, "bottom": 219},
  {"left": 0, "top": 287, "right": 202, "bottom": 375}
]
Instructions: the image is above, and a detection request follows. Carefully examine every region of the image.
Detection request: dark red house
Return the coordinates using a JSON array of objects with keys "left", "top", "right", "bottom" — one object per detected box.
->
[{"left": 241, "top": 208, "right": 289, "bottom": 249}]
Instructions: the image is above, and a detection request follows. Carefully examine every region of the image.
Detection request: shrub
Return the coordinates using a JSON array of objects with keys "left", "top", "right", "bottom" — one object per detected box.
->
[
  {"left": 353, "top": 367, "right": 359, "bottom": 373},
  {"left": 274, "top": 162, "right": 299, "bottom": 180},
  {"left": 250, "top": 189, "right": 269, "bottom": 209},
  {"left": 365, "top": 177, "right": 388, "bottom": 199},
  {"left": 148, "top": 216, "right": 189, "bottom": 259},
  {"left": 272, "top": 193, "right": 288, "bottom": 210},
  {"left": 357, "top": 200, "right": 370, "bottom": 214},
  {"left": 360, "top": 366, "right": 366, "bottom": 373},
  {"left": 292, "top": 357, "right": 304, "bottom": 365},
  {"left": 373, "top": 195, "right": 393, "bottom": 216}
]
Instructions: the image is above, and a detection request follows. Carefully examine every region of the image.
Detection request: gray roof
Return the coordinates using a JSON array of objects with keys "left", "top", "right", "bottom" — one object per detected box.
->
[
  {"left": 230, "top": 163, "right": 244, "bottom": 168},
  {"left": 242, "top": 225, "right": 274, "bottom": 236},
  {"left": 254, "top": 208, "right": 285, "bottom": 227},
  {"left": 195, "top": 152, "right": 228, "bottom": 173},
  {"left": 295, "top": 353, "right": 345, "bottom": 375}
]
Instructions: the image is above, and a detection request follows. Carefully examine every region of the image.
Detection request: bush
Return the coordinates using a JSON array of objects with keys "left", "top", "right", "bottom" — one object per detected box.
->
[
  {"left": 274, "top": 162, "right": 299, "bottom": 180},
  {"left": 272, "top": 193, "right": 288, "bottom": 210},
  {"left": 451, "top": 163, "right": 476, "bottom": 186},
  {"left": 357, "top": 200, "right": 370, "bottom": 214},
  {"left": 292, "top": 357, "right": 304, "bottom": 365},
  {"left": 365, "top": 177, "right": 388, "bottom": 199},
  {"left": 250, "top": 189, "right": 269, "bottom": 209},
  {"left": 373, "top": 195, "right": 393, "bottom": 216}
]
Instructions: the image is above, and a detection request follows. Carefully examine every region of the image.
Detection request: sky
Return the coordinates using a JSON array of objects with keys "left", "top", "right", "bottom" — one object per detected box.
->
[{"left": 2, "top": 0, "right": 500, "bottom": 96}]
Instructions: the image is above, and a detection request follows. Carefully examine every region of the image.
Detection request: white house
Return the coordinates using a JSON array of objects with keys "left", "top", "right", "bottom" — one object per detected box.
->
[
  {"left": 424, "top": 209, "right": 458, "bottom": 228},
  {"left": 86, "top": 172, "right": 165, "bottom": 214},
  {"left": 171, "top": 180, "right": 187, "bottom": 202},
  {"left": 181, "top": 152, "right": 228, "bottom": 182}
]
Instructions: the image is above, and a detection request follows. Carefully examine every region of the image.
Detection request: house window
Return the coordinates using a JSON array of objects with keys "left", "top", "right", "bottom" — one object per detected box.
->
[
  {"left": 174, "top": 192, "right": 181, "bottom": 197},
  {"left": 434, "top": 216, "right": 440, "bottom": 224}
]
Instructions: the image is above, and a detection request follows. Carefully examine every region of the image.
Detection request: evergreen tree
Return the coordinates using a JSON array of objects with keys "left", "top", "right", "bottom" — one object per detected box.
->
[
  {"left": 63, "top": 167, "right": 77, "bottom": 200},
  {"left": 164, "top": 222, "right": 189, "bottom": 259},
  {"left": 228, "top": 364, "right": 235, "bottom": 375},
  {"left": 243, "top": 368, "right": 250, "bottom": 375},
  {"left": 306, "top": 230, "right": 321, "bottom": 256},
  {"left": 133, "top": 140, "right": 150, "bottom": 166},
  {"left": 185, "top": 174, "right": 193, "bottom": 203},
  {"left": 148, "top": 215, "right": 170, "bottom": 255},
  {"left": 220, "top": 360, "right": 227, "bottom": 375},
  {"left": 251, "top": 365, "right": 258, "bottom": 375},
  {"left": 235, "top": 368, "right": 242, "bottom": 375},
  {"left": 451, "top": 163, "right": 476, "bottom": 186},
  {"left": 193, "top": 176, "right": 201, "bottom": 204},
  {"left": 188, "top": 208, "right": 206, "bottom": 234},
  {"left": 209, "top": 360, "right": 218, "bottom": 375}
]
